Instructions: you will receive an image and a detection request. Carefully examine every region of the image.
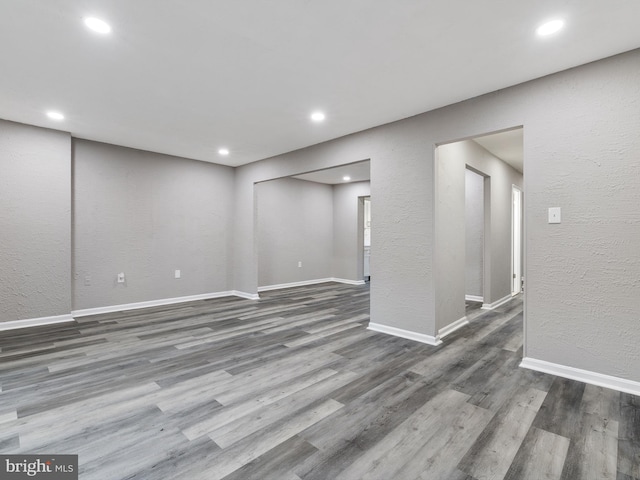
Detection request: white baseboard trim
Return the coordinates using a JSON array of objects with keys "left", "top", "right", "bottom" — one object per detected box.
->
[
  {"left": 368, "top": 322, "right": 441, "bottom": 346},
  {"left": 437, "top": 316, "right": 469, "bottom": 340},
  {"left": 72, "top": 291, "right": 236, "bottom": 318},
  {"left": 258, "top": 278, "right": 333, "bottom": 292},
  {"left": 231, "top": 291, "right": 260, "bottom": 301},
  {"left": 71, "top": 278, "right": 358, "bottom": 320},
  {"left": 258, "top": 277, "right": 365, "bottom": 292},
  {"left": 520, "top": 357, "right": 640, "bottom": 396},
  {"left": 0, "top": 314, "right": 75, "bottom": 331},
  {"left": 465, "top": 295, "right": 484, "bottom": 303},
  {"left": 482, "top": 294, "right": 512, "bottom": 310},
  {"left": 332, "top": 278, "right": 366, "bottom": 286}
]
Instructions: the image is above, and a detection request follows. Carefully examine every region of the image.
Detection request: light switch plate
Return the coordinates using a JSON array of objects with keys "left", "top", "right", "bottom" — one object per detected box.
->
[{"left": 548, "top": 207, "right": 561, "bottom": 224}]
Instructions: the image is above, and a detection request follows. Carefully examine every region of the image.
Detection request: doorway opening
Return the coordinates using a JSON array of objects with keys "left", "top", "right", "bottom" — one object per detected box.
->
[
  {"left": 254, "top": 160, "right": 370, "bottom": 292},
  {"left": 434, "top": 127, "right": 524, "bottom": 339}
]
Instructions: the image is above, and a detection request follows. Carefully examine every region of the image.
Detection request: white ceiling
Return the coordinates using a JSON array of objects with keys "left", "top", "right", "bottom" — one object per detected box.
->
[
  {"left": 1, "top": 1, "right": 639, "bottom": 167},
  {"left": 295, "top": 128, "right": 523, "bottom": 185},
  {"left": 473, "top": 128, "right": 524, "bottom": 173},
  {"left": 293, "top": 161, "right": 370, "bottom": 185}
]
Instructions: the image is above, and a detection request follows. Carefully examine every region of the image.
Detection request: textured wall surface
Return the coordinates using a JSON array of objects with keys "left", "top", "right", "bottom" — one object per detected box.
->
[
  {"left": 234, "top": 49, "right": 640, "bottom": 381},
  {"left": 256, "top": 177, "right": 333, "bottom": 287},
  {"left": 234, "top": 124, "right": 436, "bottom": 336},
  {"left": 436, "top": 140, "right": 522, "bottom": 329},
  {"left": 73, "top": 140, "right": 234, "bottom": 310},
  {"left": 0, "top": 120, "right": 71, "bottom": 322},
  {"left": 465, "top": 169, "right": 484, "bottom": 297},
  {"left": 523, "top": 53, "right": 640, "bottom": 378},
  {"left": 332, "top": 182, "right": 371, "bottom": 281},
  {"left": 6, "top": 49, "right": 637, "bottom": 384},
  {"left": 435, "top": 142, "right": 467, "bottom": 328}
]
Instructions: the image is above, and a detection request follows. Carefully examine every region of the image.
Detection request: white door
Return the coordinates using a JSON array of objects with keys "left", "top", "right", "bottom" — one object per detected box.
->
[
  {"left": 363, "top": 197, "right": 371, "bottom": 278},
  {"left": 512, "top": 186, "right": 522, "bottom": 294}
]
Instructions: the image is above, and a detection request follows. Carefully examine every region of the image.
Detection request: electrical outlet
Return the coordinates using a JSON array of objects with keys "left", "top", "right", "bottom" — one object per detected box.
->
[
  {"left": 298, "top": 261, "right": 302, "bottom": 268},
  {"left": 175, "top": 269, "right": 181, "bottom": 279},
  {"left": 117, "top": 272, "right": 125, "bottom": 283}
]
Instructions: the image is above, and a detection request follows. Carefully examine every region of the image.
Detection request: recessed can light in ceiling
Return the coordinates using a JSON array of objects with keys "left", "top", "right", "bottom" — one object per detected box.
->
[
  {"left": 536, "top": 19, "right": 564, "bottom": 36},
  {"left": 311, "top": 112, "right": 325, "bottom": 122},
  {"left": 343, "top": 176, "right": 351, "bottom": 182},
  {"left": 218, "top": 148, "right": 230, "bottom": 155},
  {"left": 46, "top": 111, "right": 65, "bottom": 121},
  {"left": 84, "top": 17, "right": 112, "bottom": 34}
]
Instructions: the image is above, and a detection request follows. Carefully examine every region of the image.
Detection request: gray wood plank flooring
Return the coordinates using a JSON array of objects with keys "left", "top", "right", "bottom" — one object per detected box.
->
[{"left": 1, "top": 283, "right": 639, "bottom": 479}]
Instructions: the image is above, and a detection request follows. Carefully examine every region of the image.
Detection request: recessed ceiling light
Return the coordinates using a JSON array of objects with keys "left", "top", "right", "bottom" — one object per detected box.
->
[
  {"left": 311, "top": 112, "right": 325, "bottom": 122},
  {"left": 343, "top": 176, "right": 351, "bottom": 182},
  {"left": 536, "top": 19, "right": 564, "bottom": 36},
  {"left": 46, "top": 111, "right": 65, "bottom": 121},
  {"left": 84, "top": 17, "right": 111, "bottom": 34},
  {"left": 218, "top": 148, "right": 229, "bottom": 156}
]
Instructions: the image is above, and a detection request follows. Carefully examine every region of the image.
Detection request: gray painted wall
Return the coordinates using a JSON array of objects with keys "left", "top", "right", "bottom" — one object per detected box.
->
[
  {"left": 2, "top": 49, "right": 639, "bottom": 384},
  {"left": 332, "top": 181, "right": 371, "bottom": 282},
  {"left": 436, "top": 140, "right": 522, "bottom": 329},
  {"left": 73, "top": 140, "right": 234, "bottom": 310},
  {"left": 256, "top": 177, "right": 333, "bottom": 287},
  {"left": 232, "top": 127, "right": 433, "bottom": 334},
  {"left": 465, "top": 168, "right": 484, "bottom": 298},
  {"left": 0, "top": 120, "right": 71, "bottom": 322},
  {"left": 435, "top": 143, "right": 467, "bottom": 328},
  {"left": 256, "top": 178, "right": 370, "bottom": 287},
  {"left": 233, "top": 49, "right": 640, "bottom": 382}
]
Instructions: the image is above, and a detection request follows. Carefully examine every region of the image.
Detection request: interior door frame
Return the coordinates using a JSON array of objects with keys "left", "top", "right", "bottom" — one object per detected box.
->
[
  {"left": 359, "top": 196, "right": 371, "bottom": 281},
  {"left": 511, "top": 185, "right": 523, "bottom": 295}
]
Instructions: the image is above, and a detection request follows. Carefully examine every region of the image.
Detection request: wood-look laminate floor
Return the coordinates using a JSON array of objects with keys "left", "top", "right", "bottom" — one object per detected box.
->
[{"left": 1, "top": 283, "right": 638, "bottom": 479}]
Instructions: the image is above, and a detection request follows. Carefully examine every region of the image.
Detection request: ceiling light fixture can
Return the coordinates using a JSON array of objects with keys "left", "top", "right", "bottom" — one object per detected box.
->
[
  {"left": 218, "top": 148, "right": 229, "bottom": 155},
  {"left": 46, "top": 111, "right": 65, "bottom": 121},
  {"left": 311, "top": 112, "right": 325, "bottom": 122},
  {"left": 536, "top": 19, "right": 564, "bottom": 36},
  {"left": 84, "top": 17, "right": 112, "bottom": 34}
]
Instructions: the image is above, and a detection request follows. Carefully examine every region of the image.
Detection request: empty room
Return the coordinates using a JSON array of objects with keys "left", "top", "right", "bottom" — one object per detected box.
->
[{"left": 1, "top": 2, "right": 639, "bottom": 479}]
